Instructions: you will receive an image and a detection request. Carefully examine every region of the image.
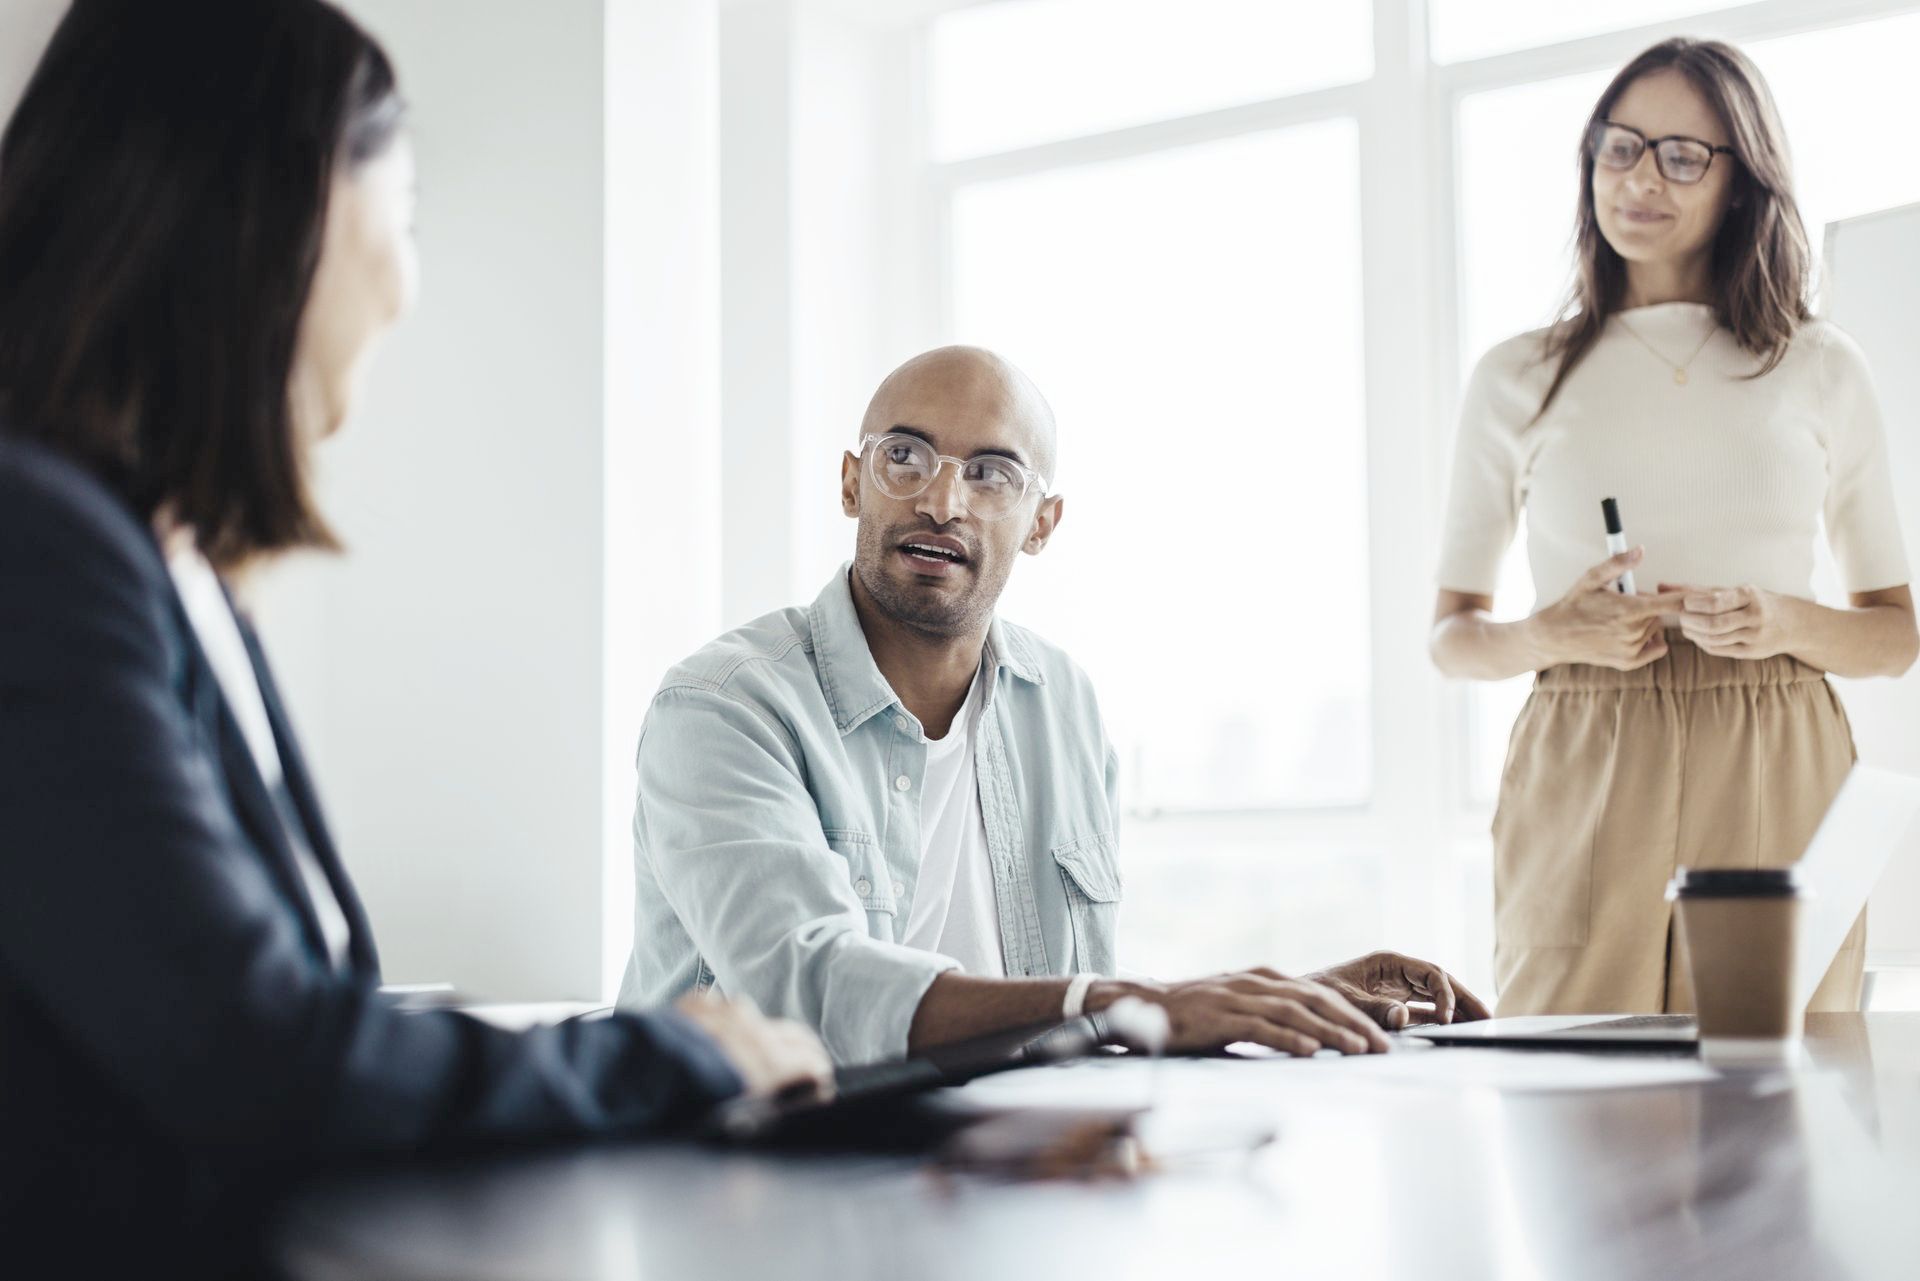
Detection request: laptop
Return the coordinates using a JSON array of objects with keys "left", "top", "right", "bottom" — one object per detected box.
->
[
  {"left": 1407, "top": 765, "right": 1920, "bottom": 1050},
  {"left": 711, "top": 996, "right": 1170, "bottom": 1141}
]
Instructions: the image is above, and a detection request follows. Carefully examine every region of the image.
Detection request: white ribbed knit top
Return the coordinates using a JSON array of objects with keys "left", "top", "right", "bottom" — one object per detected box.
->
[{"left": 1438, "top": 303, "right": 1910, "bottom": 608}]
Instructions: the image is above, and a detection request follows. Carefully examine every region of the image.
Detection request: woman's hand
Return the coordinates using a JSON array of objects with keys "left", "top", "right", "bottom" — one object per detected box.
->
[
  {"left": 1664, "top": 583, "right": 1917, "bottom": 677},
  {"left": 1664, "top": 582, "right": 1805, "bottom": 660},
  {"left": 1528, "top": 548, "right": 1688, "bottom": 670},
  {"left": 673, "top": 991, "right": 835, "bottom": 1102}
]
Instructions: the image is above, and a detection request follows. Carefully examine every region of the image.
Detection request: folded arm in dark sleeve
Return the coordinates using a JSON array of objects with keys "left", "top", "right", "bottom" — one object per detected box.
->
[{"left": 0, "top": 458, "right": 739, "bottom": 1161}]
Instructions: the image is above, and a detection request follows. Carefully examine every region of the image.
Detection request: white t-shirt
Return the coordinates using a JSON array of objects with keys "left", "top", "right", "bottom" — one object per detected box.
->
[
  {"left": 168, "top": 547, "right": 354, "bottom": 971},
  {"left": 1438, "top": 305, "right": 1910, "bottom": 607},
  {"left": 899, "top": 667, "right": 1006, "bottom": 977}
]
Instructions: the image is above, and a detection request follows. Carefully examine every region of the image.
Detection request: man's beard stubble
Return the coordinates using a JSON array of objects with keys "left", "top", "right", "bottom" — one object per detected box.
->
[{"left": 853, "top": 518, "right": 1006, "bottom": 639}]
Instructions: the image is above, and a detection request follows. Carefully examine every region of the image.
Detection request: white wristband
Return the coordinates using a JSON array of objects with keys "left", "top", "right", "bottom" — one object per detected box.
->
[{"left": 1062, "top": 972, "right": 1099, "bottom": 1020}]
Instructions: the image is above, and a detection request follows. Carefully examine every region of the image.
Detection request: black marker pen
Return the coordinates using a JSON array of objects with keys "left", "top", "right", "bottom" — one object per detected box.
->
[{"left": 1601, "top": 497, "right": 1637, "bottom": 594}]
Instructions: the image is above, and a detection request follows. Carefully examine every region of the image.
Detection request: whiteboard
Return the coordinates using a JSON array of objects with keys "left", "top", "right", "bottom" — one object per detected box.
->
[{"left": 1822, "top": 204, "right": 1920, "bottom": 966}]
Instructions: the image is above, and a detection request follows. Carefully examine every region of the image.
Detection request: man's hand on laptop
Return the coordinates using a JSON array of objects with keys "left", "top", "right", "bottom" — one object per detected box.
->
[
  {"left": 673, "top": 991, "right": 835, "bottom": 1102},
  {"left": 1304, "top": 951, "right": 1493, "bottom": 1029},
  {"left": 1094, "top": 971, "right": 1392, "bottom": 1057}
]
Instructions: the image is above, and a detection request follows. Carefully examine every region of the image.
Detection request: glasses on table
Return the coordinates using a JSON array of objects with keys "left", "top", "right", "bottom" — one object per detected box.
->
[
  {"left": 1588, "top": 120, "right": 1735, "bottom": 186},
  {"left": 859, "top": 433, "right": 1048, "bottom": 522}
]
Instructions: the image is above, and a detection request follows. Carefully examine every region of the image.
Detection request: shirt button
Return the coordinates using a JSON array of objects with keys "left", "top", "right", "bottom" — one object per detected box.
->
[
  {"left": 854, "top": 878, "right": 872, "bottom": 896},
  {"left": 894, "top": 775, "right": 912, "bottom": 792},
  {"left": 892, "top": 881, "right": 906, "bottom": 897},
  {"left": 894, "top": 715, "right": 912, "bottom": 732}
]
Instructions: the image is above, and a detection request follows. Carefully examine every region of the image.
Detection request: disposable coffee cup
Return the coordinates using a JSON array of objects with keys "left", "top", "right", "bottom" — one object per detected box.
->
[{"left": 1666, "top": 867, "right": 1807, "bottom": 1067}]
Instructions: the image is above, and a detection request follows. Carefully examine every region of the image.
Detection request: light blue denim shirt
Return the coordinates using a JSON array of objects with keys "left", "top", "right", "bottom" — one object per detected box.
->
[{"left": 617, "top": 566, "right": 1121, "bottom": 1065}]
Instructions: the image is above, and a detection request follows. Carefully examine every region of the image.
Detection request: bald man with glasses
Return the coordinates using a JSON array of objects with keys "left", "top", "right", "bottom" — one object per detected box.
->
[{"left": 617, "top": 346, "right": 1487, "bottom": 1066}]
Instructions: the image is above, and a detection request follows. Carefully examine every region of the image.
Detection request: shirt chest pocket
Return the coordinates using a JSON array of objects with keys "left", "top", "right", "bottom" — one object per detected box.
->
[
  {"left": 825, "top": 830, "right": 901, "bottom": 942},
  {"left": 1050, "top": 833, "right": 1122, "bottom": 975}
]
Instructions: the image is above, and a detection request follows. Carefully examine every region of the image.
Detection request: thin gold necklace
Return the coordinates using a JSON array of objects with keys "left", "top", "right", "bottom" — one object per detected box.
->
[{"left": 1615, "top": 313, "right": 1719, "bottom": 386}]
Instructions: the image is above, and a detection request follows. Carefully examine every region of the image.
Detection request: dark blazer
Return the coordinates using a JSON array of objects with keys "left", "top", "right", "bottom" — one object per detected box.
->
[{"left": 0, "top": 437, "right": 739, "bottom": 1262}]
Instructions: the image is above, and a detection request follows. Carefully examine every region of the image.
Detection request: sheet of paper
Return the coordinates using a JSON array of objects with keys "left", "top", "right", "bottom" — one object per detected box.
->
[
  {"left": 954, "top": 1046, "right": 1719, "bottom": 1104},
  {"left": 1312, "top": 1043, "right": 1719, "bottom": 1091}
]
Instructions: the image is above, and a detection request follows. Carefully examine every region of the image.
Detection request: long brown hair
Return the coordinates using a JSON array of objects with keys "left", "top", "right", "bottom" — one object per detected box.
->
[
  {"left": 0, "top": 0, "right": 403, "bottom": 570},
  {"left": 1536, "top": 37, "right": 1812, "bottom": 420}
]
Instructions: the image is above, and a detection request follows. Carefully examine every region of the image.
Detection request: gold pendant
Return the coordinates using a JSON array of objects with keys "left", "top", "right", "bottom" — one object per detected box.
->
[{"left": 1674, "top": 368, "right": 1688, "bottom": 386}]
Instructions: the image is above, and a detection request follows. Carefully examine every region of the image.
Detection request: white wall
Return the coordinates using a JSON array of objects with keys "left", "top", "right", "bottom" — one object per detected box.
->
[
  {"left": 719, "top": 0, "right": 917, "bottom": 626},
  {"left": 788, "top": 8, "right": 919, "bottom": 598},
  {"left": 266, "top": 0, "right": 614, "bottom": 1001},
  {"left": 718, "top": 0, "right": 801, "bottom": 627},
  {"left": 602, "top": 0, "right": 725, "bottom": 997},
  {"left": 0, "top": 0, "right": 723, "bottom": 1003},
  {"left": 265, "top": 0, "right": 725, "bottom": 1002},
  {"left": 0, "top": 0, "right": 754, "bottom": 1006}
]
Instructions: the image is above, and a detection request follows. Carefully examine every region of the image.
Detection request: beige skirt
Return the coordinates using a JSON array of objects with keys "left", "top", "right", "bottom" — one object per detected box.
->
[{"left": 1492, "top": 633, "right": 1865, "bottom": 1017}]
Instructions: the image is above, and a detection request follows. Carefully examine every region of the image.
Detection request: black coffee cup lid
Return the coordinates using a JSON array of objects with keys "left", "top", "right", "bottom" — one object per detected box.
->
[{"left": 1666, "top": 866, "right": 1805, "bottom": 899}]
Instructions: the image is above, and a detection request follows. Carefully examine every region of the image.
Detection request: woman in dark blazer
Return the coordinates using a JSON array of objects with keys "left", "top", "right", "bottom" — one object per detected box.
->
[{"left": 0, "top": 0, "right": 826, "bottom": 1265}]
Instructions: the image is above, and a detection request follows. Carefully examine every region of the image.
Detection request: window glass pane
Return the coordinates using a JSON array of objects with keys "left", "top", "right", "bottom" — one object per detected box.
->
[
  {"left": 1746, "top": 15, "right": 1920, "bottom": 243},
  {"left": 951, "top": 122, "right": 1370, "bottom": 812},
  {"left": 1455, "top": 69, "right": 1613, "bottom": 365},
  {"left": 1121, "top": 832, "right": 1386, "bottom": 978},
  {"left": 1430, "top": 1, "right": 1743, "bottom": 64},
  {"left": 1451, "top": 14, "right": 1920, "bottom": 803},
  {"left": 928, "top": 0, "right": 1371, "bottom": 162}
]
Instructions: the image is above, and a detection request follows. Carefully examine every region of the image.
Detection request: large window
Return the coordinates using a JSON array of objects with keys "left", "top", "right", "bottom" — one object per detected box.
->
[
  {"left": 928, "top": 0, "right": 1371, "bottom": 161},
  {"left": 951, "top": 123, "right": 1372, "bottom": 813},
  {"left": 912, "top": 0, "right": 1920, "bottom": 986},
  {"left": 1430, "top": 0, "right": 1746, "bottom": 64}
]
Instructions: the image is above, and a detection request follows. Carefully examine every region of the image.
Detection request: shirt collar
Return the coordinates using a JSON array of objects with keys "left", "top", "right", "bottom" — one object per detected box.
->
[{"left": 808, "top": 564, "right": 1047, "bottom": 736}]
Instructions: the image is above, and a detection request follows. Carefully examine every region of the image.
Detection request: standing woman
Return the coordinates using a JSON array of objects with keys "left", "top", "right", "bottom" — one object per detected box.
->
[
  {"left": 1431, "top": 38, "right": 1917, "bottom": 1018},
  {"left": 0, "top": 0, "right": 825, "bottom": 1264}
]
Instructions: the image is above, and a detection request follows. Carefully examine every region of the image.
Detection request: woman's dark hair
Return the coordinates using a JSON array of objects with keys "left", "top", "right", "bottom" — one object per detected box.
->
[
  {"left": 1536, "top": 37, "right": 1812, "bottom": 420},
  {"left": 0, "top": 0, "right": 403, "bottom": 568}
]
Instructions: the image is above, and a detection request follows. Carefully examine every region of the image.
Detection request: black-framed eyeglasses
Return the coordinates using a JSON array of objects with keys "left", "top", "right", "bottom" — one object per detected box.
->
[
  {"left": 859, "top": 432, "right": 1048, "bottom": 522},
  {"left": 1588, "top": 120, "right": 1735, "bottom": 186}
]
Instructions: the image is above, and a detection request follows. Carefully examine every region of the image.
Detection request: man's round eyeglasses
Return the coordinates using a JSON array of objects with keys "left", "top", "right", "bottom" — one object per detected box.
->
[{"left": 859, "top": 433, "right": 1048, "bottom": 522}]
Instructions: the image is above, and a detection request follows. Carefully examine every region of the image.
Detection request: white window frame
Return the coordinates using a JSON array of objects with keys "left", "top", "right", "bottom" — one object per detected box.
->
[{"left": 901, "top": 0, "right": 1920, "bottom": 961}]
